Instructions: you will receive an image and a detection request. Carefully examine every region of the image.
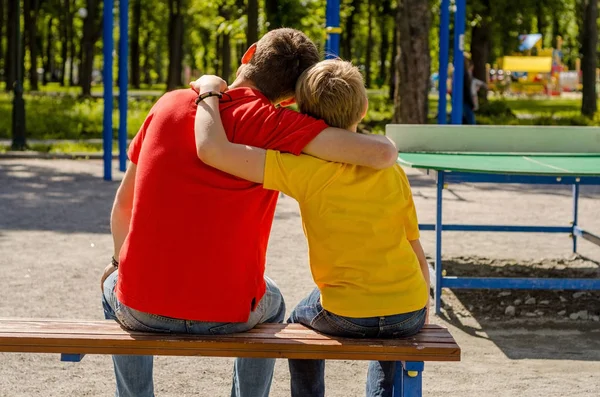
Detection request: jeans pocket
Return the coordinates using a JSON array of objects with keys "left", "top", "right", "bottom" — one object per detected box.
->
[
  {"left": 208, "top": 322, "right": 253, "bottom": 335},
  {"left": 115, "top": 306, "right": 172, "bottom": 333},
  {"left": 384, "top": 308, "right": 426, "bottom": 338},
  {"left": 311, "top": 311, "right": 368, "bottom": 338}
]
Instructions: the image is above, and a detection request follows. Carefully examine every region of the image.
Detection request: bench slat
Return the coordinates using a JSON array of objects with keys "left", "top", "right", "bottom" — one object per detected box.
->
[{"left": 0, "top": 319, "right": 460, "bottom": 362}]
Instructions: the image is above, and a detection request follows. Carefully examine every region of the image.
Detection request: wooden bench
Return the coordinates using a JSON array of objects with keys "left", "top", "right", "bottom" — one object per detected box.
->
[{"left": 0, "top": 318, "right": 461, "bottom": 397}]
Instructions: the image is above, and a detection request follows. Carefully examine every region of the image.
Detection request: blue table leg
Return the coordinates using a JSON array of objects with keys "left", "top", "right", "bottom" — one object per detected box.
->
[
  {"left": 572, "top": 184, "right": 579, "bottom": 253},
  {"left": 435, "top": 172, "right": 444, "bottom": 315}
]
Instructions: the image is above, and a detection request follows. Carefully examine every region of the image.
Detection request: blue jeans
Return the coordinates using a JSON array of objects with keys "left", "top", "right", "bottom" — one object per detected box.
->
[
  {"left": 102, "top": 270, "right": 285, "bottom": 397},
  {"left": 287, "top": 288, "right": 426, "bottom": 397},
  {"left": 463, "top": 105, "right": 476, "bottom": 125}
]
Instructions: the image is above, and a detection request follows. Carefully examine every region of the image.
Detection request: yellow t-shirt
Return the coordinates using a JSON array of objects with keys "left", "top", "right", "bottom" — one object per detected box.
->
[{"left": 264, "top": 150, "right": 428, "bottom": 317}]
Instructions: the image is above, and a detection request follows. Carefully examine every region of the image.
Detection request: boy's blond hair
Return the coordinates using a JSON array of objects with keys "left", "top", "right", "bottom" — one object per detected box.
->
[{"left": 295, "top": 60, "right": 367, "bottom": 130}]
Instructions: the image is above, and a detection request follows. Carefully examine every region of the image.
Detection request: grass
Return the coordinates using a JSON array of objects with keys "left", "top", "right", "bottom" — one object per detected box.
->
[
  {"left": 0, "top": 93, "right": 152, "bottom": 140},
  {"left": 1, "top": 85, "right": 598, "bottom": 154},
  {"left": 0, "top": 141, "right": 115, "bottom": 154}
]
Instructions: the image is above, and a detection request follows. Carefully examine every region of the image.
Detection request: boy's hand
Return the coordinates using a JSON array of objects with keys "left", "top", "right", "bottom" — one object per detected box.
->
[{"left": 190, "top": 75, "right": 228, "bottom": 93}]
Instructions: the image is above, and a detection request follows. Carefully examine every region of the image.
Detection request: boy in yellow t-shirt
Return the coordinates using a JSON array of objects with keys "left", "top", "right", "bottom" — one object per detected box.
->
[{"left": 192, "top": 60, "right": 430, "bottom": 397}]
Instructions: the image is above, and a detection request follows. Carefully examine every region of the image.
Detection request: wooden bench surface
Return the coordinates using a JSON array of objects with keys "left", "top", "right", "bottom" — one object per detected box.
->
[{"left": 0, "top": 318, "right": 460, "bottom": 362}]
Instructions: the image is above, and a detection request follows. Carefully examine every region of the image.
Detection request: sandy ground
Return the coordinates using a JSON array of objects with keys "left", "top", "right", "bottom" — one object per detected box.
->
[{"left": 1, "top": 158, "right": 599, "bottom": 397}]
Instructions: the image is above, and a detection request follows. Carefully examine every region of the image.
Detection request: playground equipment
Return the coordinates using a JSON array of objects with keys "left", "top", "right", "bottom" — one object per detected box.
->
[{"left": 489, "top": 34, "right": 580, "bottom": 97}]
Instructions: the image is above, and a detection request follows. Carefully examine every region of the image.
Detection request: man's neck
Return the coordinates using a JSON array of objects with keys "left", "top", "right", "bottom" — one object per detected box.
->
[{"left": 228, "top": 77, "right": 259, "bottom": 91}]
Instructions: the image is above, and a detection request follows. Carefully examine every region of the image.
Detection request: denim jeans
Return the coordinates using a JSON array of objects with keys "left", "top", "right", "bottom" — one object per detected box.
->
[
  {"left": 287, "top": 288, "right": 426, "bottom": 397},
  {"left": 463, "top": 105, "right": 476, "bottom": 125},
  {"left": 102, "top": 270, "right": 286, "bottom": 397}
]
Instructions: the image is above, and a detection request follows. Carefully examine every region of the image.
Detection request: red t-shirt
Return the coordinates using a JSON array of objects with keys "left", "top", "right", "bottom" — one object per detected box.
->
[{"left": 116, "top": 88, "right": 327, "bottom": 322}]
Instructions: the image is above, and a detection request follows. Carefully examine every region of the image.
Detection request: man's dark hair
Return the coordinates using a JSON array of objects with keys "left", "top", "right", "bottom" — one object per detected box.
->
[{"left": 242, "top": 28, "right": 320, "bottom": 103}]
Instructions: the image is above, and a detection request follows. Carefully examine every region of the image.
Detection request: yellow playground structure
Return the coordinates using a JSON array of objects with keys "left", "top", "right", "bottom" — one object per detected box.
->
[{"left": 489, "top": 34, "right": 582, "bottom": 96}]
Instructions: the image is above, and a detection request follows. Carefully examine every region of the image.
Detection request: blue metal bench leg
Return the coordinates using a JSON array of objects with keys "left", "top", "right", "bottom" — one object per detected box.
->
[
  {"left": 435, "top": 172, "right": 445, "bottom": 315},
  {"left": 392, "top": 361, "right": 424, "bottom": 397},
  {"left": 61, "top": 354, "right": 85, "bottom": 362},
  {"left": 572, "top": 184, "right": 579, "bottom": 253}
]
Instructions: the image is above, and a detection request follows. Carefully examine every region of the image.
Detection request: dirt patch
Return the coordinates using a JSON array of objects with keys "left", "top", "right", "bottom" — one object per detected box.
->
[{"left": 438, "top": 255, "right": 600, "bottom": 323}]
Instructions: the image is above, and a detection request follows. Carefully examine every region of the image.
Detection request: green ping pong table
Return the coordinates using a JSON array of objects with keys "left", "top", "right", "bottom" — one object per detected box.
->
[{"left": 387, "top": 125, "right": 600, "bottom": 315}]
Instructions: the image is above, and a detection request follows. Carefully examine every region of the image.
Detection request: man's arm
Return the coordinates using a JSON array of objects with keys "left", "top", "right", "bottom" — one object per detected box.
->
[
  {"left": 111, "top": 163, "right": 137, "bottom": 257},
  {"left": 100, "top": 162, "right": 137, "bottom": 290},
  {"left": 193, "top": 77, "right": 267, "bottom": 184},
  {"left": 409, "top": 238, "right": 431, "bottom": 324},
  {"left": 302, "top": 128, "right": 398, "bottom": 170}
]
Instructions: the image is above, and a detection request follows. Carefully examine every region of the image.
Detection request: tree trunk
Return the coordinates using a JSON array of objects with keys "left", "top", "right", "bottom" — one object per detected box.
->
[
  {"left": 10, "top": 0, "right": 26, "bottom": 149},
  {"left": 142, "top": 27, "right": 152, "bottom": 85},
  {"left": 217, "top": 4, "right": 231, "bottom": 82},
  {"left": 247, "top": 0, "right": 258, "bottom": 46},
  {"left": 365, "top": 0, "right": 373, "bottom": 87},
  {"left": 68, "top": 0, "right": 76, "bottom": 85},
  {"left": 42, "top": 16, "right": 53, "bottom": 85},
  {"left": 342, "top": 0, "right": 361, "bottom": 60},
  {"left": 166, "top": 0, "right": 185, "bottom": 91},
  {"left": 24, "top": 0, "right": 39, "bottom": 90},
  {"left": 59, "top": 0, "right": 68, "bottom": 86},
  {"left": 581, "top": 0, "right": 598, "bottom": 117},
  {"left": 130, "top": 0, "right": 141, "bottom": 88},
  {"left": 0, "top": 0, "right": 4, "bottom": 77},
  {"left": 221, "top": 32, "right": 231, "bottom": 82},
  {"left": 471, "top": 0, "right": 490, "bottom": 106},
  {"left": 80, "top": 0, "right": 101, "bottom": 97},
  {"left": 535, "top": 0, "right": 546, "bottom": 35},
  {"left": 393, "top": 0, "right": 430, "bottom": 124},
  {"left": 4, "top": 0, "right": 17, "bottom": 92},
  {"left": 388, "top": 12, "right": 398, "bottom": 101},
  {"left": 378, "top": 0, "right": 391, "bottom": 87},
  {"left": 264, "top": 0, "right": 281, "bottom": 30}
]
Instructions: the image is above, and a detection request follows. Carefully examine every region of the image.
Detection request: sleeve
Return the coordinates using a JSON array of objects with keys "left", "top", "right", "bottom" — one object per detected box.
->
[
  {"left": 263, "top": 150, "right": 317, "bottom": 202},
  {"left": 127, "top": 105, "right": 156, "bottom": 164},
  {"left": 399, "top": 167, "right": 420, "bottom": 241},
  {"left": 269, "top": 109, "right": 328, "bottom": 155}
]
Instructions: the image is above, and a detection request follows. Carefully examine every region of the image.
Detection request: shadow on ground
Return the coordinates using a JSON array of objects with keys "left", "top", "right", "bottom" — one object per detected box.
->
[
  {"left": 0, "top": 161, "right": 118, "bottom": 234},
  {"left": 437, "top": 256, "right": 600, "bottom": 361}
]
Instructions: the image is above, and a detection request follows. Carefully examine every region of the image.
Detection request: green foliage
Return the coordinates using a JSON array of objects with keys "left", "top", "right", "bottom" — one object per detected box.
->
[
  {"left": 477, "top": 101, "right": 516, "bottom": 118},
  {"left": 0, "top": 92, "right": 151, "bottom": 140}
]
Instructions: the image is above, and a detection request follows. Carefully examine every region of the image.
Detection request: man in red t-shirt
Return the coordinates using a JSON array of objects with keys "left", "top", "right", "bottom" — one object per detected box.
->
[{"left": 101, "top": 29, "right": 397, "bottom": 397}]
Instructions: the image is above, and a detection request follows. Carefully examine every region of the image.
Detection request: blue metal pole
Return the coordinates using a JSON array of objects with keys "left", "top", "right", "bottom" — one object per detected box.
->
[
  {"left": 437, "top": 0, "right": 450, "bottom": 124},
  {"left": 435, "top": 172, "right": 444, "bottom": 315},
  {"left": 572, "top": 184, "right": 579, "bottom": 253},
  {"left": 118, "top": 0, "right": 129, "bottom": 172},
  {"left": 450, "top": 0, "right": 466, "bottom": 124},
  {"left": 103, "top": 0, "right": 114, "bottom": 181},
  {"left": 324, "top": 0, "right": 341, "bottom": 59}
]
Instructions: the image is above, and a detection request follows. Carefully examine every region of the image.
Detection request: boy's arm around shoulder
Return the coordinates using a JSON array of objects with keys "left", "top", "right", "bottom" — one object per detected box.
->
[
  {"left": 193, "top": 76, "right": 266, "bottom": 184},
  {"left": 302, "top": 127, "right": 398, "bottom": 170}
]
